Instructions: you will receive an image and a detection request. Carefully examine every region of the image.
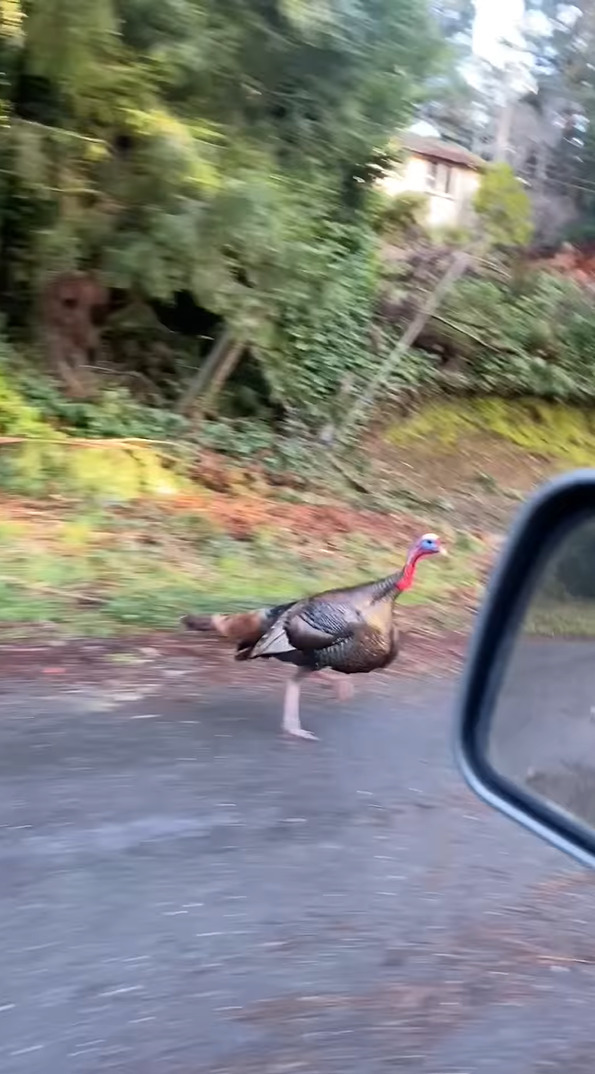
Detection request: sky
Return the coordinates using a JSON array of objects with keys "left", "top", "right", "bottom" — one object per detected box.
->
[
  {"left": 473, "top": 0, "right": 525, "bottom": 66},
  {"left": 412, "top": 0, "right": 532, "bottom": 135}
]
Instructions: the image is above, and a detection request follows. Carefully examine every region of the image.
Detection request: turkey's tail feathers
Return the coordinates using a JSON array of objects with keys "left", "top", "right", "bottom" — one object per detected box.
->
[
  {"left": 181, "top": 610, "right": 266, "bottom": 643},
  {"left": 181, "top": 604, "right": 295, "bottom": 656}
]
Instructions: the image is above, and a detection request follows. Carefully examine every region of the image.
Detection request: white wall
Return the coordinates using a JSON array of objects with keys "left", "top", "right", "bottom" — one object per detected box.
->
[{"left": 380, "top": 155, "right": 480, "bottom": 229}]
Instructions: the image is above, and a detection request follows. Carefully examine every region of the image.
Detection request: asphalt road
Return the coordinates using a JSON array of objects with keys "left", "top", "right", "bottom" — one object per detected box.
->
[{"left": 1, "top": 644, "right": 595, "bottom": 1074}]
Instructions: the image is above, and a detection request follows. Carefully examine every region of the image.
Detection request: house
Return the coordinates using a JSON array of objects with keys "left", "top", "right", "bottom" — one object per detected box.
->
[{"left": 380, "top": 132, "right": 485, "bottom": 229}]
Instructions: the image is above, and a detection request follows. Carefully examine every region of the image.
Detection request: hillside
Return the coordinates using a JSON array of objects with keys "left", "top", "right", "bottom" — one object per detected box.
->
[{"left": 0, "top": 394, "right": 588, "bottom": 650}]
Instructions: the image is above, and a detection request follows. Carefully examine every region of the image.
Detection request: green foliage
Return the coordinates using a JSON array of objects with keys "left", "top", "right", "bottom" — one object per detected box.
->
[
  {"left": 198, "top": 417, "right": 330, "bottom": 482},
  {"left": 198, "top": 419, "right": 276, "bottom": 461},
  {"left": 258, "top": 223, "right": 381, "bottom": 427},
  {"left": 0, "top": 334, "right": 54, "bottom": 435},
  {"left": 431, "top": 272, "right": 595, "bottom": 402},
  {"left": 0, "top": 333, "right": 185, "bottom": 498},
  {"left": 431, "top": 223, "right": 472, "bottom": 246},
  {"left": 474, "top": 164, "right": 533, "bottom": 249},
  {"left": 372, "top": 191, "right": 428, "bottom": 239},
  {"left": 17, "top": 376, "right": 188, "bottom": 439},
  {"left": 0, "top": 372, "right": 50, "bottom": 436},
  {"left": 25, "top": 0, "right": 118, "bottom": 117},
  {"left": 0, "top": 0, "right": 452, "bottom": 431},
  {"left": 0, "top": 0, "right": 442, "bottom": 315}
]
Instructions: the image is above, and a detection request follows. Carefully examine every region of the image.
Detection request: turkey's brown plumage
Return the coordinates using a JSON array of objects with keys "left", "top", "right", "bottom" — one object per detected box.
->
[
  {"left": 245, "top": 574, "right": 401, "bottom": 673},
  {"left": 181, "top": 533, "right": 444, "bottom": 739}
]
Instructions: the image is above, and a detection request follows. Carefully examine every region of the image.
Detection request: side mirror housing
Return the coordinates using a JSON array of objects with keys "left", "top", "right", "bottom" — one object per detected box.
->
[{"left": 457, "top": 469, "right": 595, "bottom": 868}]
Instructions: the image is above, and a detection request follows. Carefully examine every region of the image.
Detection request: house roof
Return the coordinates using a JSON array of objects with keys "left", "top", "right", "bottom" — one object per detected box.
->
[{"left": 399, "top": 133, "right": 485, "bottom": 170}]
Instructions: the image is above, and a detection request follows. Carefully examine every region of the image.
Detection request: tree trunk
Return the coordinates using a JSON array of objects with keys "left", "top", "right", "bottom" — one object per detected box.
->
[
  {"left": 197, "top": 338, "right": 245, "bottom": 420},
  {"left": 338, "top": 248, "right": 473, "bottom": 441},
  {"left": 177, "top": 327, "right": 246, "bottom": 418},
  {"left": 179, "top": 328, "right": 245, "bottom": 425},
  {"left": 177, "top": 328, "right": 233, "bottom": 415}
]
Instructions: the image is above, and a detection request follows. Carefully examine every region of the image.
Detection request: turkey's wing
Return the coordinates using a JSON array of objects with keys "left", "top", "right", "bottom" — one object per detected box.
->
[
  {"left": 249, "top": 597, "right": 364, "bottom": 659},
  {"left": 285, "top": 598, "right": 364, "bottom": 651}
]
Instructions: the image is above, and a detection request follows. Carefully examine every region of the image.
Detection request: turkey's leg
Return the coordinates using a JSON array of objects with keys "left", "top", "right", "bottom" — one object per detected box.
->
[
  {"left": 282, "top": 669, "right": 317, "bottom": 741},
  {"left": 312, "top": 668, "right": 355, "bottom": 703}
]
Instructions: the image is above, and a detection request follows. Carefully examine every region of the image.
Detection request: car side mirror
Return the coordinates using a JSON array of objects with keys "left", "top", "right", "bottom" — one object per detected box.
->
[{"left": 457, "top": 469, "right": 595, "bottom": 868}]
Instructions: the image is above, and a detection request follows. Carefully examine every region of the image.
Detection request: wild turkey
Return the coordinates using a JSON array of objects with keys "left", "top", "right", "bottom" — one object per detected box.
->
[{"left": 182, "top": 532, "right": 445, "bottom": 740}]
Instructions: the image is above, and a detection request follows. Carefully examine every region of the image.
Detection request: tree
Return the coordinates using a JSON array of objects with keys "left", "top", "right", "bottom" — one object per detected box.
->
[
  {"left": 420, "top": 0, "right": 477, "bottom": 148},
  {"left": 516, "top": 1, "right": 595, "bottom": 235},
  {"left": 474, "top": 163, "right": 534, "bottom": 249},
  {"left": 0, "top": 0, "right": 443, "bottom": 307},
  {"left": 0, "top": 0, "right": 445, "bottom": 412}
]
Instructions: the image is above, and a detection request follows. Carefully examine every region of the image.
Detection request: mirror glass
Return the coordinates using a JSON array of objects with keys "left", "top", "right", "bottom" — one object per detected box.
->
[{"left": 488, "top": 513, "right": 595, "bottom": 832}]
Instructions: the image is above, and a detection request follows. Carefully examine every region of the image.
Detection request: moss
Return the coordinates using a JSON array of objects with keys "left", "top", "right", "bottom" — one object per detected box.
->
[
  {"left": 0, "top": 440, "right": 184, "bottom": 501},
  {"left": 385, "top": 398, "right": 595, "bottom": 465}
]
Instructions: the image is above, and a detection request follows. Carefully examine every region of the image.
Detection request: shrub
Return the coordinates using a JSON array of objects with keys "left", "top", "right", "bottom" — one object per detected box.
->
[
  {"left": 0, "top": 330, "right": 185, "bottom": 498},
  {"left": 15, "top": 375, "right": 188, "bottom": 440},
  {"left": 474, "top": 164, "right": 533, "bottom": 249},
  {"left": 371, "top": 191, "right": 428, "bottom": 238},
  {"left": 258, "top": 224, "right": 382, "bottom": 430},
  {"left": 435, "top": 272, "right": 595, "bottom": 403}
]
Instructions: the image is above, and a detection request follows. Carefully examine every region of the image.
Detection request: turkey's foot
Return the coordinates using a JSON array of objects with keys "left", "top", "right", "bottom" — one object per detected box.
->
[
  {"left": 285, "top": 727, "right": 318, "bottom": 741},
  {"left": 313, "top": 669, "right": 355, "bottom": 703}
]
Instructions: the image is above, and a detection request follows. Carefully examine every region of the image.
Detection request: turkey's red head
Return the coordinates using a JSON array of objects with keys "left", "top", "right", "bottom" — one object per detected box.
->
[{"left": 397, "top": 532, "right": 445, "bottom": 592}]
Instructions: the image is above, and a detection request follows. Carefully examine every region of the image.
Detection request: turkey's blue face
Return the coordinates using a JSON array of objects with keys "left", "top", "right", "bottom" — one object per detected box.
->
[{"left": 416, "top": 533, "right": 444, "bottom": 557}]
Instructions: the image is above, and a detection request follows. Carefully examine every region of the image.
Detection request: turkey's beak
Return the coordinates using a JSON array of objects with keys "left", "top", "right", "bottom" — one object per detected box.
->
[{"left": 439, "top": 546, "right": 448, "bottom": 557}]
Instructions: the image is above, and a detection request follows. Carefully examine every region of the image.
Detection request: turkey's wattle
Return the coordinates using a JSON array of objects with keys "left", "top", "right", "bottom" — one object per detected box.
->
[{"left": 181, "top": 533, "right": 445, "bottom": 740}]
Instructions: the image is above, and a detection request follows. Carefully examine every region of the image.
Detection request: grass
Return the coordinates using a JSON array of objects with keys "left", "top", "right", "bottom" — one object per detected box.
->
[
  {"left": 525, "top": 598, "right": 595, "bottom": 638},
  {"left": 3, "top": 396, "right": 595, "bottom": 644},
  {"left": 0, "top": 411, "right": 512, "bottom": 641},
  {"left": 0, "top": 497, "right": 484, "bottom": 639}
]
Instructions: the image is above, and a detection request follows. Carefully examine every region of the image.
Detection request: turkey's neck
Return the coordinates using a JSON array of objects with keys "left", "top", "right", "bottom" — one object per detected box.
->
[
  {"left": 373, "top": 550, "right": 422, "bottom": 601},
  {"left": 395, "top": 549, "right": 423, "bottom": 594}
]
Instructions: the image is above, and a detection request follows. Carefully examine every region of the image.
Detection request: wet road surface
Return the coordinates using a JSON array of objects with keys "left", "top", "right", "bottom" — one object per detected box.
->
[{"left": 0, "top": 650, "right": 595, "bottom": 1073}]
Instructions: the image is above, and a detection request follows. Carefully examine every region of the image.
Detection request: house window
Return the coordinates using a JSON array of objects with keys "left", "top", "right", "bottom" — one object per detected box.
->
[
  {"left": 426, "top": 161, "right": 453, "bottom": 195},
  {"left": 427, "top": 161, "right": 438, "bottom": 191}
]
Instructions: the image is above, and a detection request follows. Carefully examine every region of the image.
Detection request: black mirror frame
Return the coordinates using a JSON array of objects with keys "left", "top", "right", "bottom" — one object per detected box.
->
[{"left": 456, "top": 469, "right": 595, "bottom": 868}]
